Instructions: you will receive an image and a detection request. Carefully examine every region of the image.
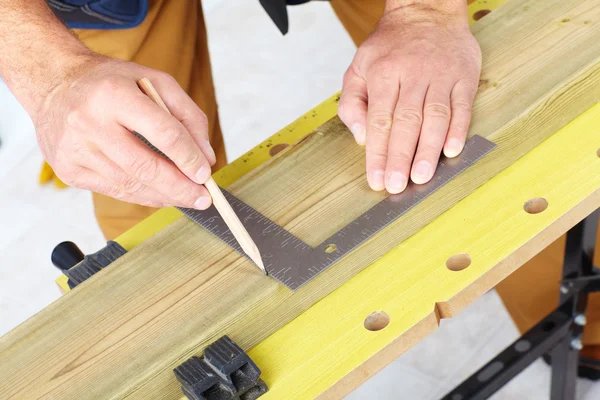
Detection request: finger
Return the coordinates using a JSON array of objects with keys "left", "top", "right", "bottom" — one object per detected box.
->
[
  {"left": 114, "top": 91, "right": 213, "bottom": 185},
  {"left": 365, "top": 69, "right": 400, "bottom": 191},
  {"left": 64, "top": 166, "right": 159, "bottom": 207},
  {"left": 101, "top": 124, "right": 212, "bottom": 210},
  {"left": 411, "top": 83, "right": 452, "bottom": 185},
  {"left": 444, "top": 79, "right": 478, "bottom": 158},
  {"left": 384, "top": 81, "right": 428, "bottom": 194},
  {"left": 338, "top": 66, "right": 368, "bottom": 145},
  {"left": 149, "top": 74, "right": 217, "bottom": 165},
  {"left": 80, "top": 151, "right": 172, "bottom": 208}
]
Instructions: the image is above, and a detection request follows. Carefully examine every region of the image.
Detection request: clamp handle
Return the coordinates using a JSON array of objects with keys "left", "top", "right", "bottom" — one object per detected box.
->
[{"left": 51, "top": 241, "right": 84, "bottom": 271}]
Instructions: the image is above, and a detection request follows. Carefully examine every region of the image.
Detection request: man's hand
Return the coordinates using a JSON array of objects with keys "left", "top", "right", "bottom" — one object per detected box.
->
[
  {"left": 338, "top": 1, "right": 481, "bottom": 194},
  {"left": 0, "top": 1, "right": 215, "bottom": 209},
  {"left": 35, "top": 56, "right": 216, "bottom": 209}
]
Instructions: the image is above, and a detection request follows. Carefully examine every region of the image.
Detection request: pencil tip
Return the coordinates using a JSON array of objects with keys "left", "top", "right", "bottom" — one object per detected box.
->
[{"left": 255, "top": 257, "right": 267, "bottom": 276}]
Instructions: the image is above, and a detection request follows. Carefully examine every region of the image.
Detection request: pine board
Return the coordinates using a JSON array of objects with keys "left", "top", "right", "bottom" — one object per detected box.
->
[{"left": 1, "top": 0, "right": 600, "bottom": 398}]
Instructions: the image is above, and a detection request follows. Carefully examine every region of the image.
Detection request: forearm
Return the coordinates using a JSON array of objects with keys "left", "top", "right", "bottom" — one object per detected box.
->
[
  {"left": 0, "top": 0, "right": 92, "bottom": 119},
  {"left": 384, "top": 0, "right": 468, "bottom": 25}
]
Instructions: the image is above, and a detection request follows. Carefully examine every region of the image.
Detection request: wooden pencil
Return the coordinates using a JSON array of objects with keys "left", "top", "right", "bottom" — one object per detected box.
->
[{"left": 137, "top": 77, "right": 266, "bottom": 274}]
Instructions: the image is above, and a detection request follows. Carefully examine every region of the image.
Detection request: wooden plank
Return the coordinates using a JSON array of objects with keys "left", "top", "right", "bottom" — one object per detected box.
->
[{"left": 1, "top": 0, "right": 600, "bottom": 398}]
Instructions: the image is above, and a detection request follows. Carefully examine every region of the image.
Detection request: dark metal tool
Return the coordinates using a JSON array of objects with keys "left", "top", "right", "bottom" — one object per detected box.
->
[{"left": 180, "top": 135, "right": 496, "bottom": 291}]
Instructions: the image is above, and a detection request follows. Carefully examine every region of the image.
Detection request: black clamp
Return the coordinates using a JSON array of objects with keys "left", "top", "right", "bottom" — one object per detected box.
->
[
  {"left": 51, "top": 241, "right": 128, "bottom": 289},
  {"left": 174, "top": 336, "right": 268, "bottom": 400}
]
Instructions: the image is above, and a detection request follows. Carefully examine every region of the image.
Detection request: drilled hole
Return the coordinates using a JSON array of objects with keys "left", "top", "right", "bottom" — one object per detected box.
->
[
  {"left": 473, "top": 9, "right": 491, "bottom": 21},
  {"left": 477, "top": 361, "right": 504, "bottom": 382},
  {"left": 324, "top": 244, "right": 337, "bottom": 254},
  {"left": 269, "top": 143, "right": 289, "bottom": 157},
  {"left": 446, "top": 253, "right": 472, "bottom": 271},
  {"left": 364, "top": 311, "right": 390, "bottom": 331},
  {"left": 596, "top": 148, "right": 599, "bottom": 158},
  {"left": 524, "top": 197, "right": 548, "bottom": 214},
  {"left": 515, "top": 340, "right": 531, "bottom": 353}
]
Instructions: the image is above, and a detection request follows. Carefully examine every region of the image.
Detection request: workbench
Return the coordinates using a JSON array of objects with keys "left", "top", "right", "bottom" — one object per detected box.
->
[{"left": 2, "top": 0, "right": 600, "bottom": 398}]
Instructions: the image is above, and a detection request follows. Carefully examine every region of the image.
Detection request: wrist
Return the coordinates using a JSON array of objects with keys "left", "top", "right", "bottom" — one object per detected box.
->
[
  {"left": 383, "top": 0, "right": 468, "bottom": 26},
  {"left": 0, "top": 2, "right": 95, "bottom": 120},
  {"left": 10, "top": 45, "right": 95, "bottom": 122}
]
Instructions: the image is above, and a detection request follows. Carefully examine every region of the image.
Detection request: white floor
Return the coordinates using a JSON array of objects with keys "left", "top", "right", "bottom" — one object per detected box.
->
[{"left": 0, "top": 1, "right": 597, "bottom": 399}]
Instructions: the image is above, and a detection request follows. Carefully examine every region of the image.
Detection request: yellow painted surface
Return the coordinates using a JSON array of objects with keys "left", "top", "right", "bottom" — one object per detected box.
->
[{"left": 251, "top": 102, "right": 600, "bottom": 399}]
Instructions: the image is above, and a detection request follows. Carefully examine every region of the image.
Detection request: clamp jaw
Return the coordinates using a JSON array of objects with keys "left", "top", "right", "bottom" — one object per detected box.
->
[{"left": 174, "top": 336, "right": 268, "bottom": 400}]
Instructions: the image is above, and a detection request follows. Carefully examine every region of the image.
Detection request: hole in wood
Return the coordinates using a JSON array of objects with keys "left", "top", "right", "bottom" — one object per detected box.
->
[
  {"left": 446, "top": 253, "right": 472, "bottom": 271},
  {"left": 596, "top": 148, "right": 600, "bottom": 158},
  {"left": 269, "top": 143, "right": 289, "bottom": 157},
  {"left": 324, "top": 244, "right": 337, "bottom": 253},
  {"left": 473, "top": 9, "right": 491, "bottom": 21},
  {"left": 523, "top": 197, "right": 548, "bottom": 214},
  {"left": 364, "top": 311, "right": 390, "bottom": 331}
]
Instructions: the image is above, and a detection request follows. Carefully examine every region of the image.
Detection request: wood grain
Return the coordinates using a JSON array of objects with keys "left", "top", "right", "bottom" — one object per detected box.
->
[{"left": 2, "top": 0, "right": 600, "bottom": 398}]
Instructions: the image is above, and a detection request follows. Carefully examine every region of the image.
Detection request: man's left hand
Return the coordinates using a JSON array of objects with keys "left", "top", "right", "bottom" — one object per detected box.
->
[{"left": 338, "top": 2, "right": 481, "bottom": 194}]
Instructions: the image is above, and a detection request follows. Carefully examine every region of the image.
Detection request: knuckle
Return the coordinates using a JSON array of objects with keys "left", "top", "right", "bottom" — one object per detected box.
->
[
  {"left": 159, "top": 124, "right": 185, "bottom": 150},
  {"left": 342, "top": 68, "right": 356, "bottom": 85},
  {"left": 97, "top": 77, "right": 122, "bottom": 97},
  {"left": 106, "top": 184, "right": 126, "bottom": 200},
  {"left": 158, "top": 71, "right": 177, "bottom": 85},
  {"left": 369, "top": 112, "right": 393, "bottom": 131},
  {"left": 394, "top": 108, "right": 423, "bottom": 128},
  {"left": 192, "top": 110, "right": 209, "bottom": 132},
  {"left": 452, "top": 99, "right": 472, "bottom": 112},
  {"left": 372, "top": 57, "right": 395, "bottom": 76},
  {"left": 129, "top": 156, "right": 159, "bottom": 183},
  {"left": 182, "top": 150, "right": 202, "bottom": 170},
  {"left": 417, "top": 143, "right": 441, "bottom": 157},
  {"left": 171, "top": 186, "right": 195, "bottom": 204},
  {"left": 425, "top": 103, "right": 451, "bottom": 119},
  {"left": 122, "top": 177, "right": 145, "bottom": 195},
  {"left": 367, "top": 147, "right": 388, "bottom": 161},
  {"left": 386, "top": 152, "right": 412, "bottom": 167},
  {"left": 450, "top": 123, "right": 467, "bottom": 134},
  {"left": 65, "top": 108, "right": 86, "bottom": 130}
]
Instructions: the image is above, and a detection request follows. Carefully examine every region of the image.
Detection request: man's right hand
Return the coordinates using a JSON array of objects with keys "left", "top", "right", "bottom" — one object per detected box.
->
[{"left": 34, "top": 55, "right": 216, "bottom": 209}]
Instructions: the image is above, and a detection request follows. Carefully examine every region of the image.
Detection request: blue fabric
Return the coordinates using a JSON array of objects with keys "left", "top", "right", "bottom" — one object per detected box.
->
[{"left": 50, "top": 0, "right": 148, "bottom": 30}]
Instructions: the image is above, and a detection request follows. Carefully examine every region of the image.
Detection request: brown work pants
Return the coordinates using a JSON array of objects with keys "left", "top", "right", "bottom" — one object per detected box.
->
[{"left": 77, "top": 0, "right": 600, "bottom": 346}]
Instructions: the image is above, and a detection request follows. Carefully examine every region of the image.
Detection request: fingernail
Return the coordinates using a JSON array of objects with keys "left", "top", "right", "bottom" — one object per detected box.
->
[
  {"left": 387, "top": 172, "right": 407, "bottom": 194},
  {"left": 350, "top": 123, "right": 365, "bottom": 144},
  {"left": 195, "top": 165, "right": 211, "bottom": 184},
  {"left": 206, "top": 140, "right": 216, "bottom": 161},
  {"left": 412, "top": 161, "right": 433, "bottom": 184},
  {"left": 369, "top": 170, "right": 385, "bottom": 191},
  {"left": 194, "top": 196, "right": 212, "bottom": 210},
  {"left": 445, "top": 138, "right": 464, "bottom": 158}
]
